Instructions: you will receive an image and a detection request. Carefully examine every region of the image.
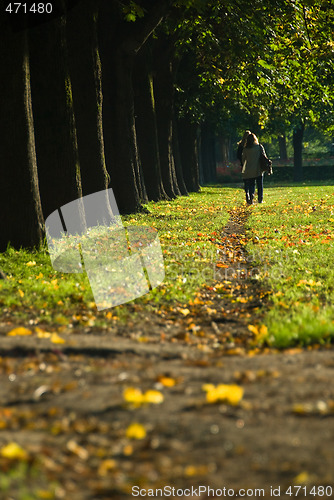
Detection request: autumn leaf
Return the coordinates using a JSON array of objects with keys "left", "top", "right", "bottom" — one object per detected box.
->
[
  {"left": 293, "top": 471, "right": 311, "bottom": 485},
  {"left": 123, "top": 387, "right": 144, "bottom": 405},
  {"left": 50, "top": 333, "right": 66, "bottom": 344},
  {"left": 0, "top": 442, "right": 28, "bottom": 460},
  {"left": 143, "top": 389, "right": 164, "bottom": 404},
  {"left": 157, "top": 375, "right": 176, "bottom": 387},
  {"left": 126, "top": 423, "right": 147, "bottom": 440},
  {"left": 7, "top": 327, "right": 32, "bottom": 336},
  {"left": 98, "top": 459, "right": 117, "bottom": 476},
  {"left": 123, "top": 387, "right": 164, "bottom": 405},
  {"left": 203, "top": 383, "right": 244, "bottom": 405},
  {"left": 248, "top": 324, "right": 268, "bottom": 343}
]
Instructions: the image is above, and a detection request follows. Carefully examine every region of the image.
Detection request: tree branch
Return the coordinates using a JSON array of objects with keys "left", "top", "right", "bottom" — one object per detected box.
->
[{"left": 121, "top": 0, "right": 172, "bottom": 54}]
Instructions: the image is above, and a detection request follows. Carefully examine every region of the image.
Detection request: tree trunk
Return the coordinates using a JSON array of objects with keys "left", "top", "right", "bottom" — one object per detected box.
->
[
  {"left": 200, "top": 122, "right": 217, "bottom": 184},
  {"left": 98, "top": 3, "right": 142, "bottom": 213},
  {"left": 98, "top": 0, "right": 170, "bottom": 213},
  {"left": 173, "top": 114, "right": 188, "bottom": 196},
  {"left": 134, "top": 43, "right": 167, "bottom": 201},
  {"left": 293, "top": 122, "right": 305, "bottom": 182},
  {"left": 29, "top": 14, "right": 83, "bottom": 219},
  {"left": 66, "top": 0, "right": 110, "bottom": 198},
  {"left": 178, "top": 117, "right": 200, "bottom": 193},
  {"left": 154, "top": 38, "right": 181, "bottom": 199},
  {"left": 220, "top": 136, "right": 230, "bottom": 166},
  {"left": 0, "top": 17, "right": 44, "bottom": 251},
  {"left": 278, "top": 133, "right": 288, "bottom": 161}
]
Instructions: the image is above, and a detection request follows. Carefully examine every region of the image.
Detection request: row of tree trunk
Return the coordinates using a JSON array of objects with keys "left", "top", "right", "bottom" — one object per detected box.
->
[{"left": 0, "top": 0, "right": 206, "bottom": 251}]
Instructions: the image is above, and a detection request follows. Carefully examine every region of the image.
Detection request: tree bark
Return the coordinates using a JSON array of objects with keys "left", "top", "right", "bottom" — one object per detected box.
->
[
  {"left": 29, "top": 14, "right": 83, "bottom": 219},
  {"left": 173, "top": 114, "right": 188, "bottom": 196},
  {"left": 66, "top": 0, "right": 110, "bottom": 198},
  {"left": 178, "top": 117, "right": 200, "bottom": 193},
  {"left": 293, "top": 122, "right": 305, "bottom": 182},
  {"left": 154, "top": 38, "right": 181, "bottom": 198},
  {"left": 134, "top": 42, "right": 167, "bottom": 201},
  {"left": 98, "top": 0, "right": 170, "bottom": 213},
  {"left": 0, "top": 15, "right": 44, "bottom": 251},
  {"left": 278, "top": 133, "right": 288, "bottom": 161},
  {"left": 200, "top": 122, "right": 217, "bottom": 184}
]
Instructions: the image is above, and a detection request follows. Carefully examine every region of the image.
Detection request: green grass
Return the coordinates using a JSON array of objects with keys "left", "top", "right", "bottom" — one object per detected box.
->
[
  {"left": 2, "top": 183, "right": 334, "bottom": 348},
  {"left": 246, "top": 181, "right": 334, "bottom": 348},
  {"left": 0, "top": 188, "right": 240, "bottom": 326}
]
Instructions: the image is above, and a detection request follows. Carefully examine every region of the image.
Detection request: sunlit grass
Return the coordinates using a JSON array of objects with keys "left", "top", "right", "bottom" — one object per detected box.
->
[
  {"left": 0, "top": 187, "right": 240, "bottom": 325},
  {"left": 246, "top": 182, "right": 334, "bottom": 347}
]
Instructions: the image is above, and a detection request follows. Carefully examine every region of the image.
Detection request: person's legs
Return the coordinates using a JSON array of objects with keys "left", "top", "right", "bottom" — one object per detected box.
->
[
  {"left": 248, "top": 178, "right": 255, "bottom": 203},
  {"left": 256, "top": 175, "right": 264, "bottom": 203},
  {"left": 244, "top": 180, "right": 249, "bottom": 203},
  {"left": 244, "top": 178, "right": 255, "bottom": 204}
]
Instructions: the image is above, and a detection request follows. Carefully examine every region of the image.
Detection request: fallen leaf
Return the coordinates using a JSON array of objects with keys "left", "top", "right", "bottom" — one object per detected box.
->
[
  {"left": 203, "top": 383, "right": 244, "bottom": 405},
  {"left": 293, "top": 471, "right": 311, "bottom": 484},
  {"left": 50, "top": 333, "right": 66, "bottom": 344},
  {"left": 143, "top": 389, "right": 164, "bottom": 404},
  {"left": 98, "top": 459, "right": 117, "bottom": 476},
  {"left": 157, "top": 376, "right": 176, "bottom": 387},
  {"left": 123, "top": 387, "right": 144, "bottom": 404},
  {"left": 0, "top": 442, "right": 28, "bottom": 460},
  {"left": 123, "top": 387, "right": 164, "bottom": 405},
  {"left": 126, "top": 423, "right": 147, "bottom": 440},
  {"left": 7, "top": 327, "right": 32, "bottom": 336}
]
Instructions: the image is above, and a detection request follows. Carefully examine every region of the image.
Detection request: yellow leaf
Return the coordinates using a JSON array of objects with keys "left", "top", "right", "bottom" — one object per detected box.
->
[
  {"left": 180, "top": 308, "right": 190, "bottom": 316},
  {"left": 50, "top": 333, "right": 66, "bottom": 344},
  {"left": 126, "top": 423, "right": 147, "bottom": 440},
  {"left": 123, "top": 387, "right": 144, "bottom": 404},
  {"left": 123, "top": 444, "right": 133, "bottom": 456},
  {"left": 26, "top": 261, "right": 36, "bottom": 266},
  {"left": 184, "top": 464, "right": 209, "bottom": 477},
  {"left": 7, "top": 327, "right": 32, "bottom": 337},
  {"left": 18, "top": 289, "right": 25, "bottom": 298},
  {"left": 293, "top": 471, "right": 311, "bottom": 484},
  {"left": 248, "top": 324, "right": 268, "bottom": 342},
  {"left": 143, "top": 389, "right": 164, "bottom": 404},
  {"left": 248, "top": 324, "right": 258, "bottom": 335},
  {"left": 202, "top": 383, "right": 215, "bottom": 392},
  {"left": 158, "top": 376, "right": 176, "bottom": 387},
  {"left": 35, "top": 327, "right": 52, "bottom": 338},
  {"left": 36, "top": 490, "right": 54, "bottom": 499},
  {"left": 204, "top": 384, "right": 244, "bottom": 405},
  {"left": 98, "top": 459, "right": 117, "bottom": 476},
  {"left": 123, "top": 387, "right": 164, "bottom": 405},
  {"left": 0, "top": 442, "right": 28, "bottom": 460}
]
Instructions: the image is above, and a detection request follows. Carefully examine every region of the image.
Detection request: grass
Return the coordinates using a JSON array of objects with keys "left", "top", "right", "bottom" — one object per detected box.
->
[
  {"left": 0, "top": 187, "right": 240, "bottom": 327},
  {"left": 2, "top": 182, "right": 334, "bottom": 348},
  {"left": 245, "top": 181, "right": 334, "bottom": 347}
]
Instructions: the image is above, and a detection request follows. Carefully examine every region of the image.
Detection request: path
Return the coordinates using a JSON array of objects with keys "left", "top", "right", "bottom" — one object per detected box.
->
[{"left": 0, "top": 207, "right": 334, "bottom": 499}]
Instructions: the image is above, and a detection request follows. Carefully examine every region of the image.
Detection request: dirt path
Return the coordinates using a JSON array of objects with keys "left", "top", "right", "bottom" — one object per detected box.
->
[{"left": 0, "top": 207, "right": 334, "bottom": 499}]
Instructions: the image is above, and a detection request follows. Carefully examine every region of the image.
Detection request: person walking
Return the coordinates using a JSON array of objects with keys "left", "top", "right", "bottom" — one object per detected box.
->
[
  {"left": 241, "top": 133, "right": 267, "bottom": 204},
  {"left": 236, "top": 130, "right": 251, "bottom": 166}
]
